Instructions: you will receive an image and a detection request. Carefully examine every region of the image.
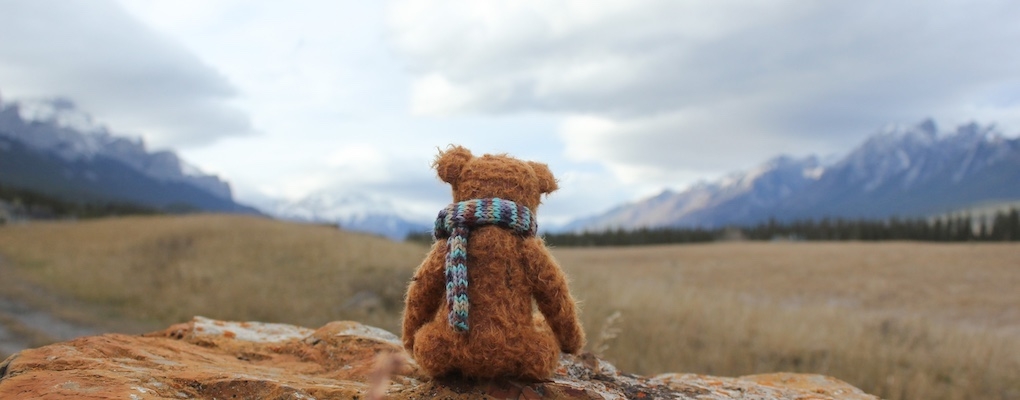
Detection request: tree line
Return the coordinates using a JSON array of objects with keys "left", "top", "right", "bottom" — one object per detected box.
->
[
  {"left": 537, "top": 209, "right": 1020, "bottom": 247},
  {"left": 403, "top": 209, "right": 1020, "bottom": 246},
  {"left": 405, "top": 225, "right": 722, "bottom": 247},
  {"left": 0, "top": 184, "right": 160, "bottom": 223}
]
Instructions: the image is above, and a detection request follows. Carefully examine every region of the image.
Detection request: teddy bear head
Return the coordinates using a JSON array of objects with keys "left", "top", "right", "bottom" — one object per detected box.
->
[{"left": 433, "top": 145, "right": 557, "bottom": 212}]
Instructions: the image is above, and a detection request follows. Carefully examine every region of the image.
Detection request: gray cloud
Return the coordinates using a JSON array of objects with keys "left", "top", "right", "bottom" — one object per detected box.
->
[
  {"left": 389, "top": 0, "right": 1020, "bottom": 179},
  {"left": 0, "top": 0, "right": 252, "bottom": 148}
]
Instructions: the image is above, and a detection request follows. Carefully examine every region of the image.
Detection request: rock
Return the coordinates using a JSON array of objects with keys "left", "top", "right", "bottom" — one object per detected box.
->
[{"left": 0, "top": 317, "right": 878, "bottom": 399}]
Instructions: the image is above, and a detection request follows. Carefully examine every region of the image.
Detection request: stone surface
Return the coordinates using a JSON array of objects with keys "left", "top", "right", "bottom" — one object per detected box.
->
[{"left": 0, "top": 317, "right": 878, "bottom": 399}]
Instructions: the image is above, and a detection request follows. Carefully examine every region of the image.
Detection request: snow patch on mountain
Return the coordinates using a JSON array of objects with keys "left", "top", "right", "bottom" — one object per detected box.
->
[
  {"left": 259, "top": 191, "right": 430, "bottom": 240},
  {"left": 0, "top": 97, "right": 232, "bottom": 200},
  {"left": 567, "top": 119, "right": 1020, "bottom": 231},
  {"left": 832, "top": 119, "right": 1009, "bottom": 192},
  {"left": 563, "top": 154, "right": 823, "bottom": 231},
  {"left": 17, "top": 97, "right": 107, "bottom": 136}
]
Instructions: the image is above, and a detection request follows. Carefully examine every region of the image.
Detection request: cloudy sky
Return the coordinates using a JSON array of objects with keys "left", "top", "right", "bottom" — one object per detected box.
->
[{"left": 2, "top": 0, "right": 1019, "bottom": 224}]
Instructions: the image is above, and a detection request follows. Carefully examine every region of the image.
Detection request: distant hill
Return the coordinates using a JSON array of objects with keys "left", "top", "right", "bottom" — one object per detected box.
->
[
  {"left": 565, "top": 120, "right": 1020, "bottom": 231},
  {"left": 0, "top": 95, "right": 428, "bottom": 238},
  {"left": 259, "top": 191, "right": 430, "bottom": 241},
  {"left": 0, "top": 97, "right": 259, "bottom": 214}
]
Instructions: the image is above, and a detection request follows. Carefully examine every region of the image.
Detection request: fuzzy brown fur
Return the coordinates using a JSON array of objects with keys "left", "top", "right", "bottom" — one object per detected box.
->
[{"left": 402, "top": 145, "right": 586, "bottom": 381}]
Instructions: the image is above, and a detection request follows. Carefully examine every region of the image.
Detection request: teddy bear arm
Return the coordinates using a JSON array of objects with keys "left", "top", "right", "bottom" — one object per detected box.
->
[
  {"left": 401, "top": 244, "right": 447, "bottom": 352},
  {"left": 524, "top": 241, "right": 587, "bottom": 354}
]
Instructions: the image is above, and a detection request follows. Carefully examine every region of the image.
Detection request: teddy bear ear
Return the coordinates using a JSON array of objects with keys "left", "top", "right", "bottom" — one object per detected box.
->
[
  {"left": 433, "top": 145, "right": 474, "bottom": 184},
  {"left": 529, "top": 161, "right": 559, "bottom": 194}
]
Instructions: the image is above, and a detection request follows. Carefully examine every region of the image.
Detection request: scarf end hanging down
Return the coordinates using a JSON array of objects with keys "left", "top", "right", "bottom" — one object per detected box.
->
[{"left": 434, "top": 198, "right": 537, "bottom": 333}]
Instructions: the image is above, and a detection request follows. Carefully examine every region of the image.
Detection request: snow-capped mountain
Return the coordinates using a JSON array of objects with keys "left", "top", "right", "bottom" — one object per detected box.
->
[
  {"left": 773, "top": 120, "right": 1019, "bottom": 221},
  {"left": 260, "top": 192, "right": 430, "bottom": 240},
  {"left": 0, "top": 96, "right": 257, "bottom": 214},
  {"left": 563, "top": 155, "right": 824, "bottom": 231},
  {"left": 0, "top": 97, "right": 232, "bottom": 199},
  {"left": 0, "top": 94, "right": 425, "bottom": 237},
  {"left": 567, "top": 119, "right": 1020, "bottom": 231}
]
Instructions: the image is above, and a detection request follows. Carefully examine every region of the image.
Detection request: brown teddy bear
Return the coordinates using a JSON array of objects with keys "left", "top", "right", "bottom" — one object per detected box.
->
[{"left": 402, "top": 145, "right": 586, "bottom": 380}]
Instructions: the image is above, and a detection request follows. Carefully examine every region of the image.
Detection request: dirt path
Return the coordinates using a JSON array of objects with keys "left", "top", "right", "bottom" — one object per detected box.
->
[
  {"left": 0, "top": 297, "right": 103, "bottom": 354},
  {"left": 0, "top": 254, "right": 104, "bottom": 359},
  {"left": 0, "top": 314, "right": 32, "bottom": 357}
]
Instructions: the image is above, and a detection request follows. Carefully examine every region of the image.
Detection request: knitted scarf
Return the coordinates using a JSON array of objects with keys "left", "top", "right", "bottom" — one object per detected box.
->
[{"left": 433, "top": 198, "right": 537, "bottom": 332}]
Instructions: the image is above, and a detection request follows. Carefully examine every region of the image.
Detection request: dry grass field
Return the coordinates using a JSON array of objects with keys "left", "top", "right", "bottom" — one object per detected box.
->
[
  {"left": 1, "top": 215, "right": 1018, "bottom": 399},
  {"left": 555, "top": 243, "right": 1020, "bottom": 400},
  {"left": 0, "top": 215, "right": 423, "bottom": 339}
]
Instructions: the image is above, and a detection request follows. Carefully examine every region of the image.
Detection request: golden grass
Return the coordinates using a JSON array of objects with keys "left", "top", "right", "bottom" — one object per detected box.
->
[
  {"left": 1, "top": 216, "right": 1018, "bottom": 399},
  {"left": 0, "top": 214, "right": 424, "bottom": 336},
  {"left": 554, "top": 243, "right": 1020, "bottom": 400}
]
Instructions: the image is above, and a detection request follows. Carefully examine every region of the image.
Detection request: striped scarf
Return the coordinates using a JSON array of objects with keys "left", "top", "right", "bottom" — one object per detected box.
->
[{"left": 434, "top": 198, "right": 538, "bottom": 332}]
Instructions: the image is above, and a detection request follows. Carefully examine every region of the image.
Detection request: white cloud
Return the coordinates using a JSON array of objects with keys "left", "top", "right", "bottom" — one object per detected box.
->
[
  {"left": 559, "top": 101, "right": 813, "bottom": 188},
  {"left": 0, "top": 0, "right": 253, "bottom": 149},
  {"left": 388, "top": 0, "right": 1020, "bottom": 183},
  {"left": 410, "top": 73, "right": 477, "bottom": 116},
  {"left": 389, "top": 0, "right": 800, "bottom": 117},
  {"left": 326, "top": 144, "right": 386, "bottom": 170},
  {"left": 6, "top": 0, "right": 1017, "bottom": 225}
]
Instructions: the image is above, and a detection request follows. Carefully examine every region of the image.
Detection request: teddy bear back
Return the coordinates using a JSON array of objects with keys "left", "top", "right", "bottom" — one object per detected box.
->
[{"left": 402, "top": 145, "right": 585, "bottom": 380}]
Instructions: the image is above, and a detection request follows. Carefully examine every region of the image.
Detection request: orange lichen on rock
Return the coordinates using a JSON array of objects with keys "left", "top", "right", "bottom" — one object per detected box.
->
[
  {"left": 0, "top": 317, "right": 416, "bottom": 399},
  {"left": 402, "top": 145, "right": 586, "bottom": 380},
  {"left": 0, "top": 317, "right": 878, "bottom": 399}
]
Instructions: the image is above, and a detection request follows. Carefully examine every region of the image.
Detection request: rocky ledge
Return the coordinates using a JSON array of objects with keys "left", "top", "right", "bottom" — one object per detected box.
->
[{"left": 0, "top": 317, "right": 877, "bottom": 399}]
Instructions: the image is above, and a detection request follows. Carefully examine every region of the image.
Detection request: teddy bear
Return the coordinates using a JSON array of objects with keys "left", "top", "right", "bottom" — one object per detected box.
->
[{"left": 402, "top": 145, "right": 586, "bottom": 381}]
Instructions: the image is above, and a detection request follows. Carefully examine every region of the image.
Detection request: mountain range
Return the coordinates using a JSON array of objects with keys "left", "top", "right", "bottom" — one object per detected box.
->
[
  {"left": 0, "top": 97, "right": 258, "bottom": 214},
  {"left": 564, "top": 119, "right": 1020, "bottom": 231},
  {"left": 0, "top": 95, "right": 426, "bottom": 238},
  {"left": 4, "top": 93, "right": 1018, "bottom": 238},
  {"left": 257, "top": 192, "right": 430, "bottom": 241}
]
